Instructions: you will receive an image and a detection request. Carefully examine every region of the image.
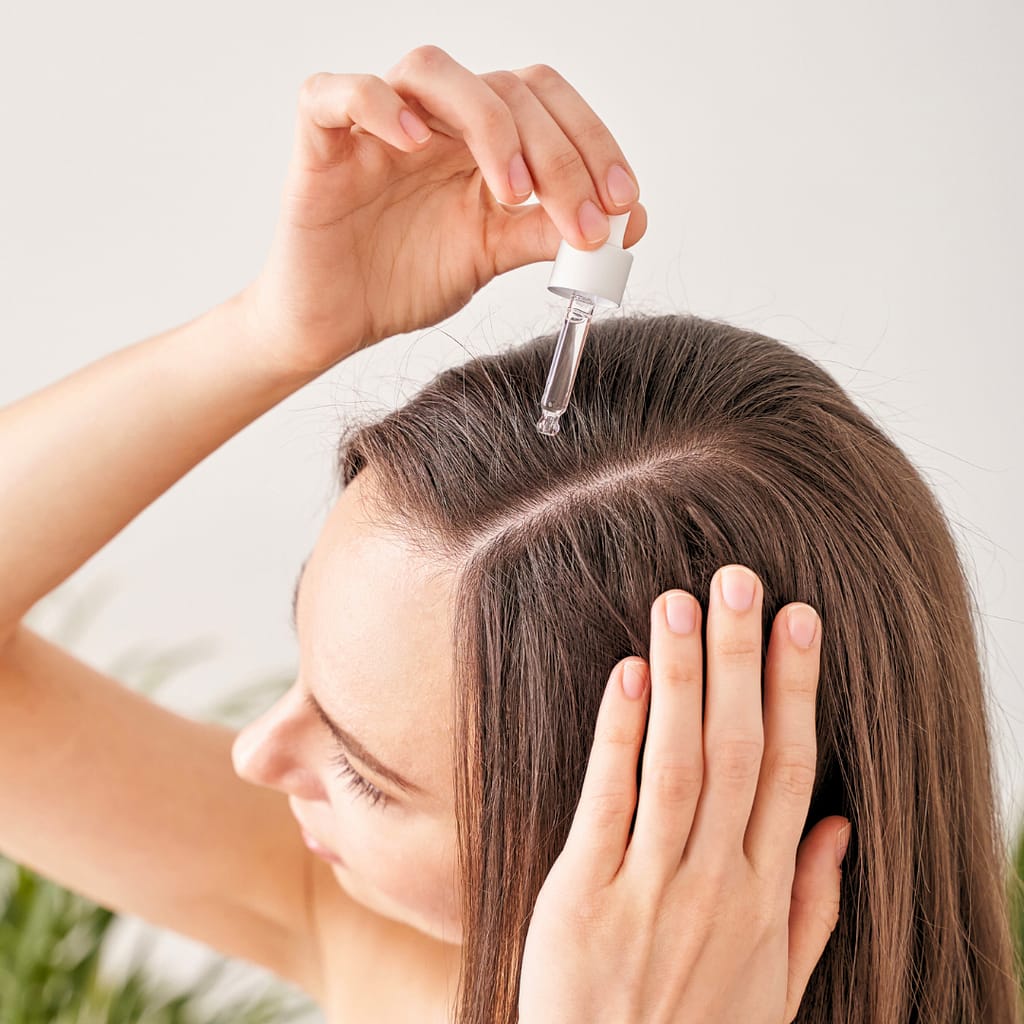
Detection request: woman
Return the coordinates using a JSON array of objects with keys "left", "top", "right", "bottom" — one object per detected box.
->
[{"left": 0, "top": 45, "right": 1018, "bottom": 1023}]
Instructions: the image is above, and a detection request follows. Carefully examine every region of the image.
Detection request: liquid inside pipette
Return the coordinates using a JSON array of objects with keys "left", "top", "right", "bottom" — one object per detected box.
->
[{"left": 536, "top": 292, "right": 596, "bottom": 436}]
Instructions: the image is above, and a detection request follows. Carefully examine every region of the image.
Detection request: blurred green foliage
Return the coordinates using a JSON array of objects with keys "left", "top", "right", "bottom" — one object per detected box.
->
[
  {"left": 3, "top": 577, "right": 1024, "bottom": 1017},
  {"left": 1009, "top": 807, "right": 1024, "bottom": 1001},
  {"left": 0, "top": 578, "right": 320, "bottom": 1023}
]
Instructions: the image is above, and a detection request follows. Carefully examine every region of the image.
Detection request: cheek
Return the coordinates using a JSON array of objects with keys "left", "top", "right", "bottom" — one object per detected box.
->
[{"left": 331, "top": 805, "right": 461, "bottom": 936}]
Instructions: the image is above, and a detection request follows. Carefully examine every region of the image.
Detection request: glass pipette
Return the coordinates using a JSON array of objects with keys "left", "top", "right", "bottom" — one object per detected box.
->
[
  {"left": 536, "top": 292, "right": 596, "bottom": 436},
  {"left": 537, "top": 210, "right": 634, "bottom": 437}
]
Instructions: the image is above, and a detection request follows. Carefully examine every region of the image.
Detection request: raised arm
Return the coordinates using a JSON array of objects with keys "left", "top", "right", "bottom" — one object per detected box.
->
[
  {"left": 0, "top": 45, "right": 646, "bottom": 1009},
  {"left": 0, "top": 290, "right": 318, "bottom": 645}
]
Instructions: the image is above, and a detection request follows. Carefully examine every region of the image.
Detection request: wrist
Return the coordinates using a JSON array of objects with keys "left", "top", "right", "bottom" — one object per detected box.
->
[
  {"left": 221, "top": 286, "right": 330, "bottom": 391},
  {"left": 232, "top": 277, "right": 366, "bottom": 385}
]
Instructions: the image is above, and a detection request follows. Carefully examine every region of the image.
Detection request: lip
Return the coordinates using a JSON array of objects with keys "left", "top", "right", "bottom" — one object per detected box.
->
[
  {"left": 299, "top": 826, "right": 345, "bottom": 866},
  {"left": 289, "top": 799, "right": 345, "bottom": 865}
]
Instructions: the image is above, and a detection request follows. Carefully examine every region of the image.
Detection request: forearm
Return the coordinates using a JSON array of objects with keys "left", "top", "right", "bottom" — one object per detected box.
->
[{"left": 0, "top": 290, "right": 323, "bottom": 637}]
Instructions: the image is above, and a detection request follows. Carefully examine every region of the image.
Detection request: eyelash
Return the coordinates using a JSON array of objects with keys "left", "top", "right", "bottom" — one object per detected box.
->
[{"left": 328, "top": 745, "right": 391, "bottom": 809}]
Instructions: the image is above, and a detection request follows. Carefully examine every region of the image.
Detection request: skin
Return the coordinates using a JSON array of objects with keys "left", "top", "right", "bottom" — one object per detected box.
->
[
  {"left": 231, "top": 35, "right": 652, "bottom": 957},
  {"left": 231, "top": 467, "right": 465, "bottom": 945},
  {"left": 228, "top": 47, "right": 847, "bottom": 1017},
  {"left": 229, "top": 458, "right": 848, "bottom": 1019}
]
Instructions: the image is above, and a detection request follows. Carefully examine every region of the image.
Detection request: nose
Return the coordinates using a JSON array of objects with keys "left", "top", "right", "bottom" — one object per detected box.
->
[{"left": 231, "top": 684, "right": 327, "bottom": 801}]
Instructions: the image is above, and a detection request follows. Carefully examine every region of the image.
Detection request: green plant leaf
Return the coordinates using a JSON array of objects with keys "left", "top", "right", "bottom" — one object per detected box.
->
[{"left": 2, "top": 584, "right": 318, "bottom": 1023}]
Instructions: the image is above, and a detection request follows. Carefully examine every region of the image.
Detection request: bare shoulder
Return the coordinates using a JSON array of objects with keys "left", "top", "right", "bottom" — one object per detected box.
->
[{"left": 309, "top": 856, "right": 462, "bottom": 1024}]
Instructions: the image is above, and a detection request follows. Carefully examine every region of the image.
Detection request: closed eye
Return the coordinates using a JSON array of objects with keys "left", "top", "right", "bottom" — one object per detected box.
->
[{"left": 328, "top": 744, "right": 391, "bottom": 809}]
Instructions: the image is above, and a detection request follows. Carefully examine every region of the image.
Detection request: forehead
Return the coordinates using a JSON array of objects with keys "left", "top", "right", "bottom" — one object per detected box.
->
[{"left": 300, "top": 471, "right": 457, "bottom": 799}]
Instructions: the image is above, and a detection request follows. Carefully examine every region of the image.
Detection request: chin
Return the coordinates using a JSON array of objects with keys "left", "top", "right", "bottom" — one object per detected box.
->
[
  {"left": 403, "top": 907, "right": 464, "bottom": 947},
  {"left": 402, "top": 912, "right": 463, "bottom": 947},
  {"left": 423, "top": 921, "right": 464, "bottom": 947},
  {"left": 343, "top": 875, "right": 463, "bottom": 946}
]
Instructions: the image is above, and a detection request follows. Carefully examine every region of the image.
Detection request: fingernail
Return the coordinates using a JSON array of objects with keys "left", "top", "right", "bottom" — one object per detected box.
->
[
  {"left": 787, "top": 605, "right": 819, "bottom": 648},
  {"left": 606, "top": 163, "right": 639, "bottom": 207},
  {"left": 578, "top": 198, "right": 610, "bottom": 244},
  {"left": 720, "top": 566, "right": 756, "bottom": 612},
  {"left": 399, "top": 108, "right": 431, "bottom": 144},
  {"left": 665, "top": 592, "right": 696, "bottom": 635},
  {"left": 835, "top": 822, "right": 852, "bottom": 866},
  {"left": 508, "top": 151, "right": 534, "bottom": 197},
  {"left": 621, "top": 660, "right": 646, "bottom": 700}
]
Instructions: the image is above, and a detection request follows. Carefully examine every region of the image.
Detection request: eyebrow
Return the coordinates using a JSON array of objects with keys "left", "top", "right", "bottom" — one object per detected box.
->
[
  {"left": 290, "top": 555, "right": 310, "bottom": 635},
  {"left": 289, "top": 555, "right": 427, "bottom": 798}
]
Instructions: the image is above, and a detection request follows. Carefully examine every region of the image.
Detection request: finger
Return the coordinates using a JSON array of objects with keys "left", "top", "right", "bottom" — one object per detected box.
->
[
  {"left": 745, "top": 602, "right": 823, "bottom": 876},
  {"left": 492, "top": 200, "right": 648, "bottom": 280},
  {"left": 294, "top": 71, "right": 434, "bottom": 169},
  {"left": 484, "top": 65, "right": 641, "bottom": 248},
  {"left": 782, "top": 817, "right": 850, "bottom": 1024},
  {"left": 622, "top": 590, "right": 704, "bottom": 884},
  {"left": 382, "top": 46, "right": 538, "bottom": 211},
  {"left": 560, "top": 658, "right": 650, "bottom": 888},
  {"left": 686, "top": 565, "right": 765, "bottom": 864},
  {"left": 509, "top": 63, "right": 641, "bottom": 215}
]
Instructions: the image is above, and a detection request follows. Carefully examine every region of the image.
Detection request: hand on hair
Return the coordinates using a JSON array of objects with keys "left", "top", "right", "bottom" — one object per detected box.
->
[
  {"left": 518, "top": 565, "right": 851, "bottom": 1023},
  {"left": 239, "top": 45, "right": 647, "bottom": 378}
]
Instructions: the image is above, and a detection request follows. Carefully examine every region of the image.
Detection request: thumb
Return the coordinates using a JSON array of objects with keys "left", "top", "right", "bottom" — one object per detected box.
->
[
  {"left": 492, "top": 201, "right": 648, "bottom": 278},
  {"left": 783, "top": 816, "right": 851, "bottom": 1023}
]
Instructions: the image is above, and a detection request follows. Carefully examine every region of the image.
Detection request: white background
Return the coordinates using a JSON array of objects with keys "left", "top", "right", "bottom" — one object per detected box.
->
[{"left": 2, "top": 0, "right": 1021, "bottom": 1015}]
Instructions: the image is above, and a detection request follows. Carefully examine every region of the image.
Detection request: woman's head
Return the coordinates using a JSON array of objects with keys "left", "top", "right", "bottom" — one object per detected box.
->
[
  {"left": 231, "top": 466, "right": 465, "bottom": 943},
  {"left": 240, "top": 312, "right": 1020, "bottom": 1022}
]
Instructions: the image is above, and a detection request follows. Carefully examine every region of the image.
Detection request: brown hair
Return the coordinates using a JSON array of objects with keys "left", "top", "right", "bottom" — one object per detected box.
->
[{"left": 334, "top": 312, "right": 1021, "bottom": 1022}]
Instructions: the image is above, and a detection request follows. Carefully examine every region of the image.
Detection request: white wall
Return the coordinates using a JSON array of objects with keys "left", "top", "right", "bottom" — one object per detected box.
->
[{"left": 2, "top": 0, "right": 1021, "bottom": 1010}]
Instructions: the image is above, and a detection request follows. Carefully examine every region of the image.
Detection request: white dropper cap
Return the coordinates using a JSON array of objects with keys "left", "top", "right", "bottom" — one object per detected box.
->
[{"left": 546, "top": 211, "right": 633, "bottom": 308}]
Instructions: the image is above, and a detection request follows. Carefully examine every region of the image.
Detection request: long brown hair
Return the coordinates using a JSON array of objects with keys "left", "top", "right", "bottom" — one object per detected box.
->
[{"left": 333, "top": 312, "right": 1021, "bottom": 1022}]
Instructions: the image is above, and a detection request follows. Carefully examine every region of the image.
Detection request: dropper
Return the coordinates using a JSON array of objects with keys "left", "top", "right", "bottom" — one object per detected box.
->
[{"left": 536, "top": 211, "right": 634, "bottom": 436}]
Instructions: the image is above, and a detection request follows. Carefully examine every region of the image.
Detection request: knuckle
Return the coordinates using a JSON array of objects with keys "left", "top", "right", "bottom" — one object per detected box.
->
[
  {"left": 703, "top": 862, "right": 732, "bottom": 896},
  {"left": 822, "top": 896, "right": 842, "bottom": 930},
  {"left": 796, "top": 893, "right": 842, "bottom": 933},
  {"left": 778, "top": 679, "right": 818, "bottom": 707},
  {"left": 766, "top": 745, "right": 818, "bottom": 798},
  {"left": 686, "top": 855, "right": 733, "bottom": 899},
  {"left": 349, "top": 74, "right": 379, "bottom": 106},
  {"left": 299, "top": 71, "right": 328, "bottom": 106},
  {"left": 707, "top": 735, "right": 763, "bottom": 779},
  {"left": 596, "top": 717, "right": 644, "bottom": 750},
  {"left": 569, "top": 889, "right": 621, "bottom": 934},
  {"left": 571, "top": 117, "right": 608, "bottom": 147},
  {"left": 648, "top": 760, "right": 703, "bottom": 805},
  {"left": 588, "top": 788, "right": 636, "bottom": 829},
  {"left": 542, "top": 146, "right": 586, "bottom": 181},
  {"left": 482, "top": 69, "right": 522, "bottom": 96},
  {"left": 631, "top": 879, "right": 665, "bottom": 925},
  {"left": 475, "top": 99, "right": 511, "bottom": 135},
  {"left": 715, "top": 635, "right": 761, "bottom": 662},
  {"left": 790, "top": 886, "right": 841, "bottom": 932},
  {"left": 744, "top": 894, "right": 778, "bottom": 934},
  {"left": 519, "top": 62, "right": 560, "bottom": 88},
  {"left": 658, "top": 660, "right": 700, "bottom": 689},
  {"left": 753, "top": 884, "right": 785, "bottom": 923},
  {"left": 405, "top": 44, "right": 450, "bottom": 69}
]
